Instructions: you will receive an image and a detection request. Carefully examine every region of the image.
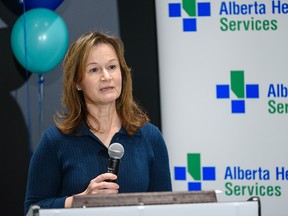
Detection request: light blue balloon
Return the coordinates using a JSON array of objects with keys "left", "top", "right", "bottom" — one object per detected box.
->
[{"left": 11, "top": 8, "right": 69, "bottom": 74}]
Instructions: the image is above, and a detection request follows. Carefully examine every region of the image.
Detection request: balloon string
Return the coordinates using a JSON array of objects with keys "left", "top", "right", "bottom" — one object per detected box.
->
[
  {"left": 38, "top": 75, "right": 44, "bottom": 140},
  {"left": 19, "top": 0, "right": 33, "bottom": 156}
]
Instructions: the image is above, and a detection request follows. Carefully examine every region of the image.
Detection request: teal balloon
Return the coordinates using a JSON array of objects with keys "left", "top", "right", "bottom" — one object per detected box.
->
[{"left": 11, "top": 8, "right": 69, "bottom": 74}]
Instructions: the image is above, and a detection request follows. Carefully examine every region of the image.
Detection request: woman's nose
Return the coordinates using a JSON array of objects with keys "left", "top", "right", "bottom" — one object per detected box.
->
[{"left": 101, "top": 69, "right": 112, "bottom": 81}]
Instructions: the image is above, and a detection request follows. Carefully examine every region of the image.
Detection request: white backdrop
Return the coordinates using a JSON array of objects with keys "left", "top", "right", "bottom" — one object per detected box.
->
[{"left": 155, "top": 1, "right": 288, "bottom": 216}]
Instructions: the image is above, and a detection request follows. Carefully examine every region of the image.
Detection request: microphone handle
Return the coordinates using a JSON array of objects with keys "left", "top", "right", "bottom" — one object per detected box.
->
[{"left": 106, "top": 158, "right": 120, "bottom": 182}]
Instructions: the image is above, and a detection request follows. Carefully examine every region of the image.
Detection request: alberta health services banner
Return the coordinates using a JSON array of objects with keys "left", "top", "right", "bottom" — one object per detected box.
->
[{"left": 155, "top": 0, "right": 288, "bottom": 216}]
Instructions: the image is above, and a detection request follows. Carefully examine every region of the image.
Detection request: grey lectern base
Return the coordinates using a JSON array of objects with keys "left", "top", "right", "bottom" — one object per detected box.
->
[{"left": 26, "top": 191, "right": 261, "bottom": 216}]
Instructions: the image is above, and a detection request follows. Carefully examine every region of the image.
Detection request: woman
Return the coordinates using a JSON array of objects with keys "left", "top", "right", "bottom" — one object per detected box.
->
[{"left": 24, "top": 31, "right": 172, "bottom": 214}]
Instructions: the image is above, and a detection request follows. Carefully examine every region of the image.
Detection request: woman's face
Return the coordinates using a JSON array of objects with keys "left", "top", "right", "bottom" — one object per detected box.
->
[{"left": 77, "top": 43, "right": 122, "bottom": 106}]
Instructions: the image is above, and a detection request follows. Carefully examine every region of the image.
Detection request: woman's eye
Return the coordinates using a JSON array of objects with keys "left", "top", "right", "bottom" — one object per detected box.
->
[
  {"left": 89, "top": 68, "right": 98, "bottom": 73},
  {"left": 108, "top": 65, "right": 116, "bottom": 70}
]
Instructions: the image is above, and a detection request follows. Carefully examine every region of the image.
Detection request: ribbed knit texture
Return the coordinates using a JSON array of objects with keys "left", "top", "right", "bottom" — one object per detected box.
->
[{"left": 24, "top": 123, "right": 172, "bottom": 214}]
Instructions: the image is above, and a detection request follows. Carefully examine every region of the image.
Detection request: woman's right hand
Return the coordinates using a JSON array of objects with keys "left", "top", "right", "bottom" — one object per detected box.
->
[
  {"left": 65, "top": 173, "right": 119, "bottom": 208},
  {"left": 83, "top": 173, "right": 119, "bottom": 195}
]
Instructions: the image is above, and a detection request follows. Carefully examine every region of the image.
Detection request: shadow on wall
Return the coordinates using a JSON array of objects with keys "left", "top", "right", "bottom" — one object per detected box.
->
[{"left": 0, "top": 1, "right": 31, "bottom": 215}]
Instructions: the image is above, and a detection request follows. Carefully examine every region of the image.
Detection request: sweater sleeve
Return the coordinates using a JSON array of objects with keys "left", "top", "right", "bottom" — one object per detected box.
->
[
  {"left": 146, "top": 124, "right": 172, "bottom": 192},
  {"left": 24, "top": 128, "right": 67, "bottom": 215}
]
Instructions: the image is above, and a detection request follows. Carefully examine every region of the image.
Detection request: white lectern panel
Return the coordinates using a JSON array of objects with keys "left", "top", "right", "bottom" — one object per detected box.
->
[{"left": 37, "top": 202, "right": 258, "bottom": 216}]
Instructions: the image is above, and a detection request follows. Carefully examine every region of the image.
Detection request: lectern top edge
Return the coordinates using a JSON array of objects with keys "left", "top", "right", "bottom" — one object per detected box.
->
[{"left": 72, "top": 190, "right": 217, "bottom": 208}]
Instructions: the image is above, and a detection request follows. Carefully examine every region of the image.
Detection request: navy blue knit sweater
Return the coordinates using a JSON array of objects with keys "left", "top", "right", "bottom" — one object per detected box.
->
[{"left": 24, "top": 122, "right": 172, "bottom": 214}]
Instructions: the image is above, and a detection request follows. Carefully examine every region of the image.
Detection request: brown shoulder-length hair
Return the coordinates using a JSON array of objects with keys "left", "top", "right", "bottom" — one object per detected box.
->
[{"left": 54, "top": 31, "right": 150, "bottom": 135}]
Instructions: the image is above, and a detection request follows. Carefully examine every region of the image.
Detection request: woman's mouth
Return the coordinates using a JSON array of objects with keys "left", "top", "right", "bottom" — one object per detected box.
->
[{"left": 100, "top": 86, "right": 114, "bottom": 91}]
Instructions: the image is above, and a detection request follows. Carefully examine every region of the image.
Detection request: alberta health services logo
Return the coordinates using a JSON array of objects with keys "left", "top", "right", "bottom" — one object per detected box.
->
[
  {"left": 174, "top": 153, "right": 216, "bottom": 191},
  {"left": 216, "top": 70, "right": 259, "bottom": 114},
  {"left": 175, "top": 153, "right": 287, "bottom": 198},
  {"left": 168, "top": 0, "right": 211, "bottom": 31},
  {"left": 216, "top": 70, "right": 288, "bottom": 114},
  {"left": 168, "top": 0, "right": 288, "bottom": 32}
]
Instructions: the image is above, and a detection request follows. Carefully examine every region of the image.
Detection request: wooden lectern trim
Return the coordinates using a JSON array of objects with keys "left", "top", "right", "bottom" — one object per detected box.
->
[{"left": 72, "top": 190, "right": 217, "bottom": 208}]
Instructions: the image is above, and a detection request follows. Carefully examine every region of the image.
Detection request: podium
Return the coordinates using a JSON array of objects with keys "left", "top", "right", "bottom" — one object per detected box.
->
[{"left": 26, "top": 191, "right": 261, "bottom": 216}]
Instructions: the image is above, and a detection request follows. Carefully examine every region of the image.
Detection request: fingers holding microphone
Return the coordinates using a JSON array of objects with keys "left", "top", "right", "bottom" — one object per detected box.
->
[{"left": 85, "top": 173, "right": 119, "bottom": 195}]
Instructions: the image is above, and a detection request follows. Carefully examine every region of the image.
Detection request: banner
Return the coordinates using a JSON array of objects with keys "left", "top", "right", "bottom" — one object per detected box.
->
[{"left": 155, "top": 1, "right": 288, "bottom": 216}]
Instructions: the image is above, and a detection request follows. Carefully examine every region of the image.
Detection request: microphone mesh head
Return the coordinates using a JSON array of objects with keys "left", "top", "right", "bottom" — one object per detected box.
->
[{"left": 108, "top": 143, "right": 124, "bottom": 159}]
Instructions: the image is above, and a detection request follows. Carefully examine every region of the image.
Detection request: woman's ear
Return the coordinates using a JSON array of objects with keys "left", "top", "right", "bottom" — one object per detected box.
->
[{"left": 76, "top": 84, "right": 82, "bottom": 91}]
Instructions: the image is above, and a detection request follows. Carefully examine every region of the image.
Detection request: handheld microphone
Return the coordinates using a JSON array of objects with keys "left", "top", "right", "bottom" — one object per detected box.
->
[{"left": 106, "top": 143, "right": 124, "bottom": 182}]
